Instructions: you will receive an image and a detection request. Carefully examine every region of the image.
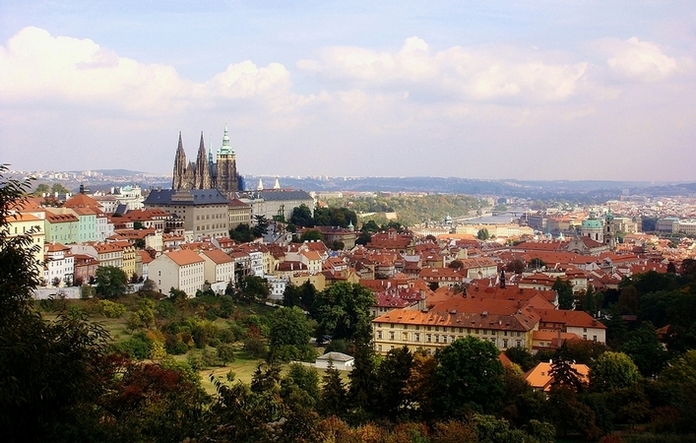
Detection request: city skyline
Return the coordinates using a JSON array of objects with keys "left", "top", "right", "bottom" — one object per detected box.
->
[{"left": 1, "top": 1, "right": 695, "bottom": 181}]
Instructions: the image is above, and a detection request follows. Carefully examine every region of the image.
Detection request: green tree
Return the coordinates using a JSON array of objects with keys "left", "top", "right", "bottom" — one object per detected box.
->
[
  {"left": 252, "top": 215, "right": 270, "bottom": 238},
  {"left": 435, "top": 336, "right": 505, "bottom": 415},
  {"left": 477, "top": 228, "right": 490, "bottom": 240},
  {"left": 290, "top": 204, "right": 315, "bottom": 227},
  {"left": 32, "top": 183, "right": 50, "bottom": 195},
  {"left": 95, "top": 266, "right": 129, "bottom": 299},
  {"left": 361, "top": 220, "right": 380, "bottom": 233},
  {"left": 374, "top": 346, "right": 414, "bottom": 420},
  {"left": 268, "top": 307, "right": 312, "bottom": 360},
  {"left": 312, "top": 282, "right": 376, "bottom": 345},
  {"left": 229, "top": 223, "right": 255, "bottom": 243},
  {"left": 216, "top": 343, "right": 235, "bottom": 365},
  {"left": 505, "top": 346, "right": 537, "bottom": 372},
  {"left": 50, "top": 182, "right": 71, "bottom": 194},
  {"left": 318, "top": 359, "right": 347, "bottom": 418},
  {"left": 299, "top": 229, "right": 324, "bottom": 242},
  {"left": 283, "top": 280, "right": 317, "bottom": 313},
  {"left": 348, "top": 344, "right": 379, "bottom": 420},
  {"left": 590, "top": 351, "right": 641, "bottom": 392},
  {"left": 236, "top": 275, "right": 269, "bottom": 302},
  {"left": 0, "top": 166, "right": 111, "bottom": 442},
  {"left": 621, "top": 321, "right": 669, "bottom": 378},
  {"left": 552, "top": 277, "right": 575, "bottom": 310}
]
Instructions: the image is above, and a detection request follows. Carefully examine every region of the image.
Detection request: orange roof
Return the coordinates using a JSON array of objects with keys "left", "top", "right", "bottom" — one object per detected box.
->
[
  {"left": 536, "top": 309, "right": 606, "bottom": 329},
  {"left": 166, "top": 249, "right": 205, "bottom": 266},
  {"left": 9, "top": 212, "right": 42, "bottom": 222},
  {"left": 64, "top": 193, "right": 100, "bottom": 209},
  {"left": 201, "top": 249, "right": 233, "bottom": 264},
  {"left": 524, "top": 362, "right": 589, "bottom": 391}
]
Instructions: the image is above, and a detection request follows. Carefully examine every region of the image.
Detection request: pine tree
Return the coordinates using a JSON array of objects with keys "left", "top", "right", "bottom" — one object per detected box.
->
[{"left": 318, "top": 359, "right": 347, "bottom": 417}]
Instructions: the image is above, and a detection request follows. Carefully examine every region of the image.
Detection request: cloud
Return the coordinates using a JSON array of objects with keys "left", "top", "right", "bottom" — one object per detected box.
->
[
  {"left": 298, "top": 37, "right": 589, "bottom": 103},
  {"left": 604, "top": 37, "right": 678, "bottom": 81},
  {"left": 0, "top": 27, "right": 301, "bottom": 116}
]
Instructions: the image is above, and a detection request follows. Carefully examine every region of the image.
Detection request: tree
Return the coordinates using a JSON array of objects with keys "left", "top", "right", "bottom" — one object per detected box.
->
[
  {"left": 448, "top": 259, "right": 464, "bottom": 270},
  {"left": 252, "top": 215, "right": 270, "bottom": 238},
  {"left": 374, "top": 346, "right": 414, "bottom": 420},
  {"left": 95, "top": 266, "right": 129, "bottom": 299},
  {"left": 529, "top": 257, "right": 546, "bottom": 270},
  {"left": 549, "top": 354, "right": 585, "bottom": 392},
  {"left": 32, "top": 183, "right": 50, "bottom": 195},
  {"left": 360, "top": 220, "right": 380, "bottom": 233},
  {"left": 347, "top": 344, "right": 379, "bottom": 419},
  {"left": 590, "top": 351, "right": 641, "bottom": 392},
  {"left": 237, "top": 275, "right": 269, "bottom": 302},
  {"left": 283, "top": 280, "right": 317, "bottom": 314},
  {"left": 505, "top": 259, "right": 526, "bottom": 275},
  {"left": 553, "top": 277, "right": 575, "bottom": 310},
  {"left": 355, "top": 231, "right": 372, "bottom": 246},
  {"left": 290, "top": 204, "right": 315, "bottom": 228},
  {"left": 476, "top": 228, "right": 490, "bottom": 240},
  {"left": 505, "top": 346, "right": 537, "bottom": 372},
  {"left": 318, "top": 359, "right": 347, "bottom": 418},
  {"left": 0, "top": 166, "right": 112, "bottom": 442},
  {"left": 50, "top": 182, "right": 71, "bottom": 195},
  {"left": 312, "top": 282, "right": 376, "bottom": 345},
  {"left": 268, "top": 306, "right": 312, "bottom": 360},
  {"left": 621, "top": 321, "right": 669, "bottom": 378},
  {"left": 299, "top": 229, "right": 324, "bottom": 242},
  {"left": 435, "top": 336, "right": 505, "bottom": 415},
  {"left": 229, "top": 223, "right": 255, "bottom": 243}
]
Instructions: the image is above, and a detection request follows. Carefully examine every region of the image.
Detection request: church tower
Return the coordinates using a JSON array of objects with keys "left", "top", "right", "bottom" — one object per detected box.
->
[
  {"left": 215, "top": 123, "right": 239, "bottom": 193},
  {"left": 172, "top": 132, "right": 188, "bottom": 190},
  {"left": 195, "top": 132, "right": 212, "bottom": 189}
]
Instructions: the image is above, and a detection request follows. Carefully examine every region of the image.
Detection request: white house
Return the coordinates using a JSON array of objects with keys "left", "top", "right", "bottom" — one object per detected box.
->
[
  {"left": 43, "top": 243, "right": 74, "bottom": 286},
  {"left": 315, "top": 352, "right": 354, "bottom": 371},
  {"left": 200, "top": 249, "right": 235, "bottom": 293},
  {"left": 149, "top": 249, "right": 205, "bottom": 297}
]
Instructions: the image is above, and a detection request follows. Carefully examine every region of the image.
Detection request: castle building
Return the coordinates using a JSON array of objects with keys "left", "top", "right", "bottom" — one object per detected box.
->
[{"left": 172, "top": 124, "right": 243, "bottom": 194}]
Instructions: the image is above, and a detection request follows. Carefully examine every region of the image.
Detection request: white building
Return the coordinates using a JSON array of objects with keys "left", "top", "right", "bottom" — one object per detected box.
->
[
  {"left": 200, "top": 249, "right": 235, "bottom": 292},
  {"left": 149, "top": 250, "right": 206, "bottom": 297},
  {"left": 44, "top": 243, "right": 74, "bottom": 286}
]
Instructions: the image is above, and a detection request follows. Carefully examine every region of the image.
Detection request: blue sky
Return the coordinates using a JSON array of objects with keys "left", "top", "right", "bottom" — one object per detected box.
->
[{"left": 1, "top": 1, "right": 695, "bottom": 181}]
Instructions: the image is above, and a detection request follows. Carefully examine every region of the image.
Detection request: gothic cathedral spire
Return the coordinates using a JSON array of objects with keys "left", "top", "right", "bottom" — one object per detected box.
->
[
  {"left": 172, "top": 132, "right": 187, "bottom": 189},
  {"left": 195, "top": 131, "right": 212, "bottom": 189}
]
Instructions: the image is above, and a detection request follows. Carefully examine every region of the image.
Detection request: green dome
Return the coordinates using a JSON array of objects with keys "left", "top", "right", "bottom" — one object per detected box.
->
[{"left": 582, "top": 219, "right": 603, "bottom": 229}]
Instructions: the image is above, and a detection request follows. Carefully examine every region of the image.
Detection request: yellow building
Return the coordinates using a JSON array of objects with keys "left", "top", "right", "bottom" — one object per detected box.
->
[
  {"left": 372, "top": 297, "right": 541, "bottom": 355},
  {"left": 6, "top": 212, "right": 45, "bottom": 274}
]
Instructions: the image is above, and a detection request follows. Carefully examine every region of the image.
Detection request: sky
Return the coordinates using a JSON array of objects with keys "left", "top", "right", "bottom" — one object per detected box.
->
[{"left": 1, "top": 1, "right": 695, "bottom": 181}]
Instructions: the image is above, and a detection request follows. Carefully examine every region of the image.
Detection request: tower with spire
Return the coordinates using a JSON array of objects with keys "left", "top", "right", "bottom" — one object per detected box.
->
[{"left": 171, "top": 124, "right": 242, "bottom": 194}]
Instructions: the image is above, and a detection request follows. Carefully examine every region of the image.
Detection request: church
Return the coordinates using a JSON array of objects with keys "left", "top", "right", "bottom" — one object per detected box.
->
[{"left": 172, "top": 124, "right": 243, "bottom": 194}]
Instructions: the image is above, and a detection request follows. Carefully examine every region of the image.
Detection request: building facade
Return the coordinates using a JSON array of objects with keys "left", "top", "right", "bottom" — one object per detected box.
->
[{"left": 172, "top": 124, "right": 242, "bottom": 194}]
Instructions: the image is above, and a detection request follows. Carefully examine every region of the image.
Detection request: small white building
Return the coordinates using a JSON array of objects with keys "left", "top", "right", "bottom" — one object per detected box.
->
[
  {"left": 200, "top": 249, "right": 235, "bottom": 291},
  {"left": 315, "top": 352, "right": 355, "bottom": 371},
  {"left": 44, "top": 243, "right": 74, "bottom": 286},
  {"left": 149, "top": 249, "right": 205, "bottom": 297}
]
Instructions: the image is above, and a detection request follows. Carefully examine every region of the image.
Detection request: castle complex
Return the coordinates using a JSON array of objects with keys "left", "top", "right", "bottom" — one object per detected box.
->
[{"left": 172, "top": 124, "right": 242, "bottom": 194}]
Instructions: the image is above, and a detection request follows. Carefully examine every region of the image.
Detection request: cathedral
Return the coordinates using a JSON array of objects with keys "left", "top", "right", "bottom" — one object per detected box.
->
[{"left": 172, "top": 124, "right": 243, "bottom": 193}]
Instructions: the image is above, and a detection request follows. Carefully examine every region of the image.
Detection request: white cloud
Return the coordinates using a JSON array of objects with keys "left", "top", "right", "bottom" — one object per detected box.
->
[
  {"left": 0, "top": 27, "right": 301, "bottom": 116},
  {"left": 605, "top": 37, "right": 678, "bottom": 81},
  {"left": 298, "top": 37, "right": 589, "bottom": 103}
]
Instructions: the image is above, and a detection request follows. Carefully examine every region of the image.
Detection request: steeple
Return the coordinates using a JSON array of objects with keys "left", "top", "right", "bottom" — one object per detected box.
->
[
  {"left": 257, "top": 178, "right": 264, "bottom": 191},
  {"left": 172, "top": 132, "right": 187, "bottom": 189},
  {"left": 218, "top": 122, "right": 233, "bottom": 155},
  {"left": 195, "top": 131, "right": 212, "bottom": 189},
  {"left": 273, "top": 177, "right": 280, "bottom": 189}
]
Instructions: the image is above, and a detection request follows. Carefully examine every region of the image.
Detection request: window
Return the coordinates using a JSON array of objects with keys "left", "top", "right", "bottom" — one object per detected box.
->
[
  {"left": 389, "top": 332, "right": 395, "bottom": 340},
  {"left": 415, "top": 333, "right": 420, "bottom": 342},
  {"left": 390, "top": 323, "right": 394, "bottom": 329},
  {"left": 503, "top": 339, "right": 508, "bottom": 348},
  {"left": 427, "top": 334, "right": 432, "bottom": 343},
  {"left": 516, "top": 340, "right": 522, "bottom": 347},
  {"left": 593, "top": 335, "right": 597, "bottom": 342},
  {"left": 434, "top": 335, "right": 439, "bottom": 343},
  {"left": 377, "top": 331, "right": 382, "bottom": 339}
]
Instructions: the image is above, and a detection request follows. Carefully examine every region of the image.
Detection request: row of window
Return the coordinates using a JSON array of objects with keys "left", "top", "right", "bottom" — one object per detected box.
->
[
  {"left": 379, "top": 323, "right": 522, "bottom": 337},
  {"left": 196, "top": 213, "right": 225, "bottom": 220},
  {"left": 376, "top": 330, "right": 523, "bottom": 348}
]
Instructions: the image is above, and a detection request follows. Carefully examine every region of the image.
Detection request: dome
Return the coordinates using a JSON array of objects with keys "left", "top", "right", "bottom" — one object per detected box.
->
[{"left": 582, "top": 219, "right": 603, "bottom": 229}]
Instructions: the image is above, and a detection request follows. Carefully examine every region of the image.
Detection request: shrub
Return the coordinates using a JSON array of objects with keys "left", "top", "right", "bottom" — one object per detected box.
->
[
  {"left": 243, "top": 336, "right": 267, "bottom": 359},
  {"left": 117, "top": 333, "right": 152, "bottom": 359},
  {"left": 187, "top": 353, "right": 205, "bottom": 371},
  {"left": 217, "top": 343, "right": 235, "bottom": 365},
  {"left": 99, "top": 299, "right": 127, "bottom": 318},
  {"left": 202, "top": 348, "right": 221, "bottom": 367}
]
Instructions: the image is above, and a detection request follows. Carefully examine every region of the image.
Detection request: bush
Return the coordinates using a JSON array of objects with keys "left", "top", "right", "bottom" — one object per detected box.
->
[
  {"left": 217, "top": 343, "right": 235, "bottom": 365},
  {"left": 187, "top": 353, "right": 205, "bottom": 371},
  {"left": 117, "top": 333, "right": 152, "bottom": 359},
  {"left": 243, "top": 336, "right": 267, "bottom": 359},
  {"left": 155, "top": 300, "right": 176, "bottom": 320},
  {"left": 202, "top": 348, "right": 221, "bottom": 367},
  {"left": 99, "top": 299, "right": 127, "bottom": 318},
  {"left": 226, "top": 370, "right": 236, "bottom": 382}
]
